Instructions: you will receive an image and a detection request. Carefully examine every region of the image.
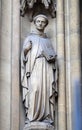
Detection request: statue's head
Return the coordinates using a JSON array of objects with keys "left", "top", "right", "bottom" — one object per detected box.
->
[{"left": 33, "top": 14, "right": 49, "bottom": 31}]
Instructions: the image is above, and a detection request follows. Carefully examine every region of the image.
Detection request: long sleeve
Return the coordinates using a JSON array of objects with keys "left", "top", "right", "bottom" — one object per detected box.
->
[
  {"left": 21, "top": 36, "right": 31, "bottom": 87},
  {"left": 23, "top": 37, "right": 32, "bottom": 57}
]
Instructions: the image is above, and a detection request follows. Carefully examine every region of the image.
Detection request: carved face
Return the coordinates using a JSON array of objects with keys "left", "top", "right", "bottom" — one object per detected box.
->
[{"left": 34, "top": 16, "right": 47, "bottom": 31}]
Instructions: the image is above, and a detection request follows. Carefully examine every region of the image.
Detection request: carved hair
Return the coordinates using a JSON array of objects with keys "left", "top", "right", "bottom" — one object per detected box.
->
[{"left": 33, "top": 14, "right": 49, "bottom": 26}]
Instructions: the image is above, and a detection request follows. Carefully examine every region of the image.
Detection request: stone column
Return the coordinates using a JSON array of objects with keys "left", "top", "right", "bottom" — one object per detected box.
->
[
  {"left": 0, "top": 0, "right": 20, "bottom": 130},
  {"left": 56, "top": 0, "right": 66, "bottom": 130},
  {"left": 64, "top": 0, "right": 72, "bottom": 130},
  {"left": 0, "top": 0, "right": 2, "bottom": 127},
  {"left": 11, "top": 0, "right": 20, "bottom": 130},
  {"left": 69, "top": 1, "right": 80, "bottom": 84},
  {"left": 0, "top": 1, "right": 12, "bottom": 130},
  {"left": 64, "top": 0, "right": 81, "bottom": 130},
  {"left": 69, "top": 0, "right": 81, "bottom": 130}
]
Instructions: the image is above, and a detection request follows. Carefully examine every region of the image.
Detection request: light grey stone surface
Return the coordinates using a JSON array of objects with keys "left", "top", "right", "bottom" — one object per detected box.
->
[
  {"left": 0, "top": 1, "right": 20, "bottom": 130},
  {"left": 11, "top": 0, "right": 20, "bottom": 130},
  {"left": 0, "top": 0, "right": 81, "bottom": 130},
  {"left": 64, "top": 0, "right": 72, "bottom": 130},
  {"left": 23, "top": 122, "right": 54, "bottom": 130},
  {"left": 0, "top": 1, "right": 12, "bottom": 130},
  {"left": 56, "top": 1, "right": 66, "bottom": 130}
]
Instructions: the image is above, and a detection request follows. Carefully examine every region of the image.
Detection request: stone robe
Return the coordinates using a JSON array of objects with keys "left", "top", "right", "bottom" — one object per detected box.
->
[{"left": 21, "top": 32, "right": 58, "bottom": 124}]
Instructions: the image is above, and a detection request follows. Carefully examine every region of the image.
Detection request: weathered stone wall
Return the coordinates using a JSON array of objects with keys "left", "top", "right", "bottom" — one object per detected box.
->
[
  {"left": 0, "top": 1, "right": 12, "bottom": 130},
  {"left": 0, "top": 0, "right": 20, "bottom": 130},
  {"left": 0, "top": 0, "right": 81, "bottom": 130}
]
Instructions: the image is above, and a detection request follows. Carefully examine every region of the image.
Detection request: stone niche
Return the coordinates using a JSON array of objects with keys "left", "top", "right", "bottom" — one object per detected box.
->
[
  {"left": 20, "top": 1, "right": 57, "bottom": 130},
  {"left": 20, "top": 15, "right": 57, "bottom": 130}
]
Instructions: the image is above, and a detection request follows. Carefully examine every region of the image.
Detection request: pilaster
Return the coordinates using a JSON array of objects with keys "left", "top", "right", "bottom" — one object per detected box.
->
[
  {"left": 0, "top": 0, "right": 20, "bottom": 130},
  {"left": 56, "top": 0, "right": 66, "bottom": 130}
]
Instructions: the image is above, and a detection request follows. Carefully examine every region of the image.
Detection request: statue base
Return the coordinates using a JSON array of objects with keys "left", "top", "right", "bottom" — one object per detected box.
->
[{"left": 23, "top": 122, "right": 55, "bottom": 130}]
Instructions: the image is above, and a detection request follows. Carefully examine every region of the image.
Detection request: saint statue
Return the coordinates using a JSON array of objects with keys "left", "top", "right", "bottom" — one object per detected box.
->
[{"left": 21, "top": 14, "right": 58, "bottom": 126}]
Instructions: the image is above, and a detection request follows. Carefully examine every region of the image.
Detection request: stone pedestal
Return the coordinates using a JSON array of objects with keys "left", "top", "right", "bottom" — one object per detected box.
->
[{"left": 23, "top": 122, "right": 54, "bottom": 130}]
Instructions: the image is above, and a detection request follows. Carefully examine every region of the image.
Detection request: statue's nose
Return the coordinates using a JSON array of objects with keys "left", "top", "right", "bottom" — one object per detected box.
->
[{"left": 39, "top": 22, "right": 42, "bottom": 26}]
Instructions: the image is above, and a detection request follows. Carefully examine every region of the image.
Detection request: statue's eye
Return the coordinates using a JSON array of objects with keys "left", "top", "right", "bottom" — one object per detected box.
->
[
  {"left": 42, "top": 21, "right": 46, "bottom": 24},
  {"left": 36, "top": 20, "right": 40, "bottom": 23}
]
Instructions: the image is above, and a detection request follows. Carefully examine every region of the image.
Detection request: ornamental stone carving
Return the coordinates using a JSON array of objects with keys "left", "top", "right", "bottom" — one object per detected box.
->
[{"left": 20, "top": 0, "right": 56, "bottom": 21}]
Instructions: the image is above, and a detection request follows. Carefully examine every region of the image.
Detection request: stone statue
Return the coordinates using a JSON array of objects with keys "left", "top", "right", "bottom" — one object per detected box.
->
[{"left": 21, "top": 14, "right": 58, "bottom": 128}]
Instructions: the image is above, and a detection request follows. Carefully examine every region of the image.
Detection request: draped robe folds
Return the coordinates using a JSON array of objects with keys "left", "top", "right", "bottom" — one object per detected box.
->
[{"left": 21, "top": 33, "right": 58, "bottom": 124}]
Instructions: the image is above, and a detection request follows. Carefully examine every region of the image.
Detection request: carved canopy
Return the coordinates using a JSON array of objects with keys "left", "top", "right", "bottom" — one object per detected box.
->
[{"left": 20, "top": 0, "right": 56, "bottom": 21}]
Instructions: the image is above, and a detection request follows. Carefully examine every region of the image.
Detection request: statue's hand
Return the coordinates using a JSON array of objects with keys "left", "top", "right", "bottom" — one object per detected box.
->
[
  {"left": 28, "top": 40, "right": 32, "bottom": 50},
  {"left": 47, "top": 55, "right": 55, "bottom": 63},
  {"left": 24, "top": 41, "right": 32, "bottom": 56}
]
